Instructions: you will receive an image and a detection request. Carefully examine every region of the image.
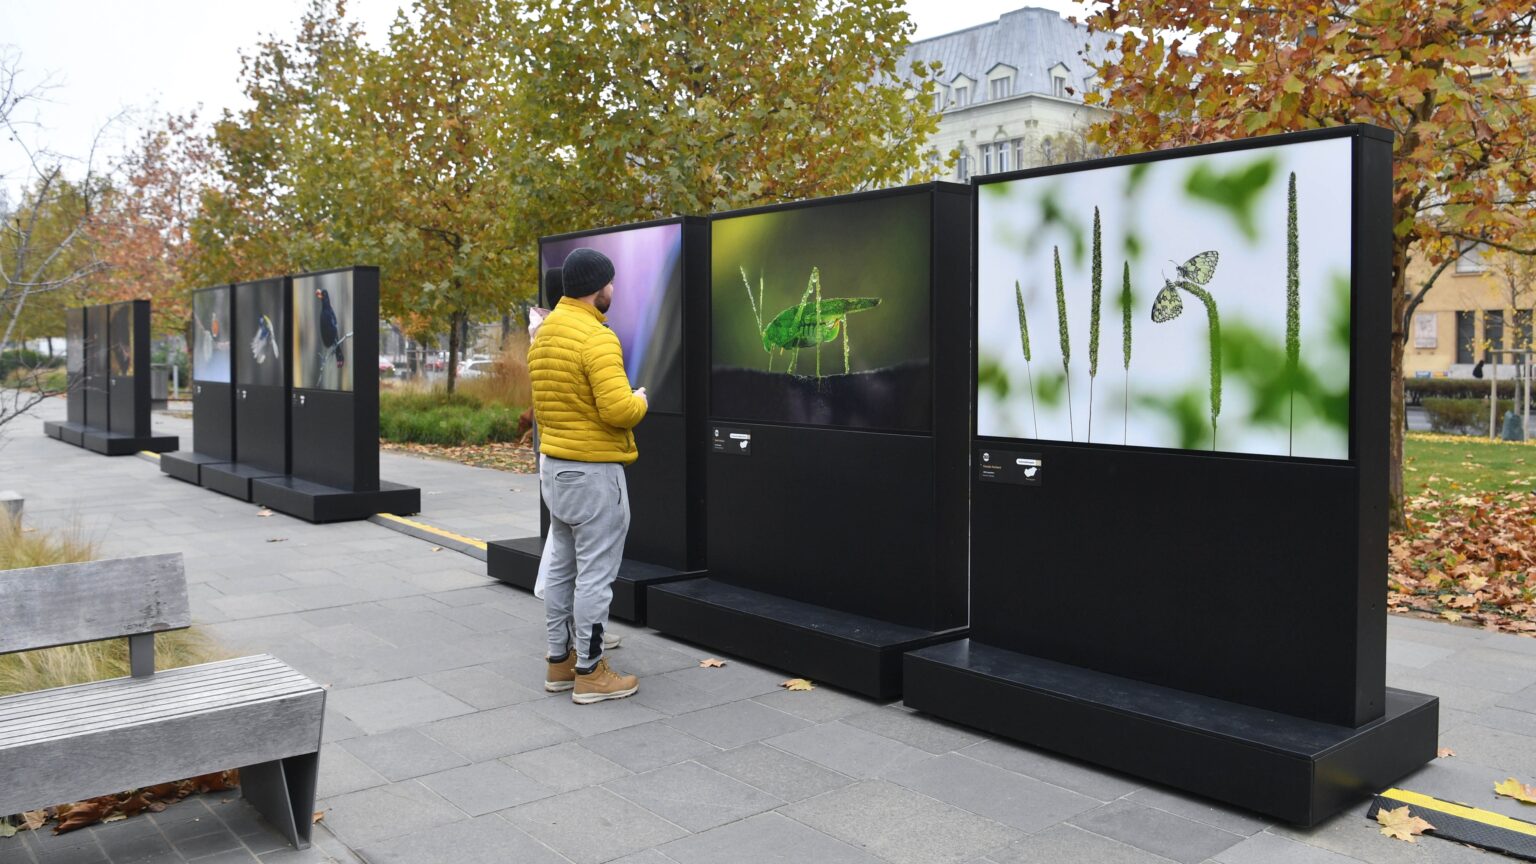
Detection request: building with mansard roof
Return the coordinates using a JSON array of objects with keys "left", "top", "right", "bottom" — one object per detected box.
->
[{"left": 903, "top": 6, "right": 1119, "bottom": 180}]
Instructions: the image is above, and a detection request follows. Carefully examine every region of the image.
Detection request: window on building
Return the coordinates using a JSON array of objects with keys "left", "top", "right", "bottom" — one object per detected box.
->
[
  {"left": 996, "top": 140, "right": 1010, "bottom": 174},
  {"left": 990, "top": 77, "right": 1011, "bottom": 100},
  {"left": 981, "top": 143, "right": 993, "bottom": 175},
  {"left": 1041, "top": 138, "right": 1055, "bottom": 165},
  {"left": 953, "top": 84, "right": 969, "bottom": 106},
  {"left": 1456, "top": 310, "right": 1476, "bottom": 363},
  {"left": 1486, "top": 309, "right": 1505, "bottom": 361},
  {"left": 1012, "top": 138, "right": 1025, "bottom": 170},
  {"left": 933, "top": 88, "right": 946, "bottom": 112},
  {"left": 1517, "top": 309, "right": 1534, "bottom": 352},
  {"left": 957, "top": 151, "right": 971, "bottom": 182},
  {"left": 1456, "top": 240, "right": 1490, "bottom": 274}
]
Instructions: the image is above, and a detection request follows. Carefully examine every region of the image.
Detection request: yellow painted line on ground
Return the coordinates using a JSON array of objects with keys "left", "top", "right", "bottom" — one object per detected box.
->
[
  {"left": 140, "top": 451, "right": 161, "bottom": 460},
  {"left": 1380, "top": 788, "right": 1536, "bottom": 837},
  {"left": 374, "top": 512, "right": 489, "bottom": 551}
]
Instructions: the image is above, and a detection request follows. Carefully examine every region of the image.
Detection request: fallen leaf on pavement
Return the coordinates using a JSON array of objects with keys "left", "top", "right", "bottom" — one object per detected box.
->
[
  {"left": 431, "top": 546, "right": 443, "bottom": 552},
  {"left": 256, "top": 508, "right": 273, "bottom": 517},
  {"left": 780, "top": 678, "right": 815, "bottom": 691},
  {"left": 699, "top": 658, "right": 727, "bottom": 668},
  {"left": 0, "top": 823, "right": 15, "bottom": 838},
  {"left": 1495, "top": 777, "right": 1536, "bottom": 804},
  {"left": 1436, "top": 747, "right": 1455, "bottom": 758},
  {"left": 1377, "top": 805, "right": 1434, "bottom": 843},
  {"left": 313, "top": 811, "right": 326, "bottom": 824}
]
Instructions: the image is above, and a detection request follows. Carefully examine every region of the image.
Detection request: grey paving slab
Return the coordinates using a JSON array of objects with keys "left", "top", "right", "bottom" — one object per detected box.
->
[
  {"left": 1436, "top": 722, "right": 1536, "bottom": 776},
  {"left": 418, "top": 664, "right": 545, "bottom": 710},
  {"left": 1124, "top": 787, "right": 1270, "bottom": 837},
  {"left": 501, "top": 786, "right": 688, "bottom": 864},
  {"left": 417, "top": 760, "right": 556, "bottom": 816},
  {"left": 580, "top": 720, "right": 721, "bottom": 773},
  {"left": 1069, "top": 800, "right": 1246, "bottom": 864},
  {"left": 1213, "top": 831, "right": 1367, "bottom": 864},
  {"left": 327, "top": 678, "right": 476, "bottom": 735},
  {"left": 959, "top": 738, "right": 1144, "bottom": 802},
  {"left": 781, "top": 780, "right": 1025, "bottom": 864},
  {"left": 526, "top": 687, "right": 668, "bottom": 736},
  {"left": 318, "top": 781, "right": 465, "bottom": 848},
  {"left": 663, "top": 698, "right": 812, "bottom": 749},
  {"left": 888, "top": 752, "right": 1101, "bottom": 833},
  {"left": 1385, "top": 638, "right": 1457, "bottom": 670},
  {"left": 339, "top": 728, "right": 471, "bottom": 782},
  {"left": 354, "top": 815, "right": 565, "bottom": 864},
  {"left": 502, "top": 742, "right": 634, "bottom": 793},
  {"left": 422, "top": 704, "right": 578, "bottom": 761},
  {"left": 988, "top": 823, "right": 1181, "bottom": 864},
  {"left": 315, "top": 745, "right": 390, "bottom": 799},
  {"left": 698, "top": 741, "right": 854, "bottom": 802},
  {"left": 765, "top": 720, "right": 933, "bottom": 779},
  {"left": 843, "top": 705, "right": 988, "bottom": 754},
  {"left": 606, "top": 760, "right": 781, "bottom": 832},
  {"left": 658, "top": 811, "right": 884, "bottom": 864}
]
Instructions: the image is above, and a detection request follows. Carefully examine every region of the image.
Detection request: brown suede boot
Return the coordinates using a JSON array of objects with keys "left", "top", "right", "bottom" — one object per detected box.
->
[
  {"left": 572, "top": 657, "right": 638, "bottom": 704},
  {"left": 545, "top": 650, "right": 577, "bottom": 692}
]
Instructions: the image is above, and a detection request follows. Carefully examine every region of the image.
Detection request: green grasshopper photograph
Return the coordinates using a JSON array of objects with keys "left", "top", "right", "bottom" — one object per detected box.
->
[{"left": 739, "top": 266, "right": 882, "bottom": 379}]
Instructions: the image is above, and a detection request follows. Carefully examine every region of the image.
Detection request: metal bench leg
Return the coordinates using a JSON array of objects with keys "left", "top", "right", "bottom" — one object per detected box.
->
[{"left": 240, "top": 752, "right": 319, "bottom": 849}]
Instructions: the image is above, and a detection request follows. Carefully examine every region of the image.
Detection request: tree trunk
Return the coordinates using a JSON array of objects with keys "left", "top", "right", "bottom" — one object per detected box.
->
[
  {"left": 1387, "top": 238, "right": 1411, "bottom": 532},
  {"left": 501, "top": 312, "right": 511, "bottom": 348},
  {"left": 446, "top": 311, "right": 463, "bottom": 394}
]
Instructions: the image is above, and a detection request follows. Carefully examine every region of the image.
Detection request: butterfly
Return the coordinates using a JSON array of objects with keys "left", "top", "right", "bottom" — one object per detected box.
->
[{"left": 1151, "top": 251, "right": 1220, "bottom": 323}]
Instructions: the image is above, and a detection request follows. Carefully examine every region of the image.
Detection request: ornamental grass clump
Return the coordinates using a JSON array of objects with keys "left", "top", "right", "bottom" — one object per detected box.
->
[
  {"left": 1054, "top": 245, "right": 1074, "bottom": 440},
  {"left": 1013, "top": 281, "right": 1039, "bottom": 437}
]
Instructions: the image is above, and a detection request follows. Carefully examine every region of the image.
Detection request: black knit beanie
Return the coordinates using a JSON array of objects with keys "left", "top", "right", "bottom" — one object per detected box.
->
[
  {"left": 542, "top": 266, "right": 564, "bottom": 305},
  {"left": 561, "top": 248, "right": 614, "bottom": 299}
]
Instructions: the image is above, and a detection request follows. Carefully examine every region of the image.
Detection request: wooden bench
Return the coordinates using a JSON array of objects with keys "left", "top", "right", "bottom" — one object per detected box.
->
[{"left": 0, "top": 553, "right": 325, "bottom": 849}]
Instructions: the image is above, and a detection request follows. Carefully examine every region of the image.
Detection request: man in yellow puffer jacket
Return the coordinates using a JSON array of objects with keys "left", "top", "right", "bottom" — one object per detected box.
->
[{"left": 530, "top": 247, "right": 649, "bottom": 704}]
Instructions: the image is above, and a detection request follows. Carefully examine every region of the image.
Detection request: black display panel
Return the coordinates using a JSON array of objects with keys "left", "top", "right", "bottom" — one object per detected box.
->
[
  {"left": 84, "top": 305, "right": 109, "bottom": 429},
  {"left": 192, "top": 286, "right": 232, "bottom": 384},
  {"left": 292, "top": 270, "right": 355, "bottom": 392},
  {"left": 711, "top": 190, "right": 932, "bottom": 432},
  {"left": 968, "top": 126, "right": 1392, "bottom": 727},
  {"left": 109, "top": 302, "right": 133, "bottom": 378},
  {"left": 541, "top": 222, "right": 684, "bottom": 414},
  {"left": 234, "top": 278, "right": 286, "bottom": 387}
]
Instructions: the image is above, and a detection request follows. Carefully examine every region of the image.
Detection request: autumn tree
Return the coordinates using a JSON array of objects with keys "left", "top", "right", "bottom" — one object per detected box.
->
[
  {"left": 1081, "top": 0, "right": 1536, "bottom": 528},
  {"left": 508, "top": 0, "right": 946, "bottom": 236}
]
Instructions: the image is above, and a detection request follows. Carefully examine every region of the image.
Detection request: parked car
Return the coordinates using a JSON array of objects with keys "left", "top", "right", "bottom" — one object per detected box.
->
[
  {"left": 457, "top": 359, "right": 496, "bottom": 379},
  {"left": 378, "top": 356, "right": 395, "bottom": 374}
]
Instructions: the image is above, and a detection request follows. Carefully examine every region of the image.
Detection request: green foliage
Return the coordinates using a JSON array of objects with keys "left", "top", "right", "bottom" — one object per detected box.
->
[
  {"left": 1181, "top": 283, "right": 1223, "bottom": 443},
  {"left": 1120, "top": 261, "right": 1132, "bottom": 371},
  {"left": 0, "top": 349, "right": 62, "bottom": 378},
  {"left": 1404, "top": 378, "right": 1520, "bottom": 403},
  {"left": 379, "top": 388, "right": 524, "bottom": 446},
  {"left": 1053, "top": 246, "right": 1070, "bottom": 367},
  {"left": 1183, "top": 157, "right": 1276, "bottom": 242},
  {"left": 1013, "top": 281, "right": 1031, "bottom": 363},
  {"left": 1089, "top": 207, "right": 1102, "bottom": 378},
  {"left": 1286, "top": 172, "right": 1300, "bottom": 375},
  {"left": 1423, "top": 397, "right": 1518, "bottom": 435}
]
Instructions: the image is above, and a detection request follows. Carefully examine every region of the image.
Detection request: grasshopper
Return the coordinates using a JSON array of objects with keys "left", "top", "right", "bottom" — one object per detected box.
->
[{"left": 739, "top": 266, "right": 881, "bottom": 378}]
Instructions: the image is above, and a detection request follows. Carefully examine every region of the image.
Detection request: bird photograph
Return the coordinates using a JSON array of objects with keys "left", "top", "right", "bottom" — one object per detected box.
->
[
  {"left": 250, "top": 313, "right": 280, "bottom": 365},
  {"left": 316, "top": 286, "right": 346, "bottom": 371}
]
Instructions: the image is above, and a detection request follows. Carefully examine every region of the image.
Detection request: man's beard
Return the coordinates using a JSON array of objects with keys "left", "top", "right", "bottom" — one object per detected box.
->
[{"left": 595, "top": 293, "right": 612, "bottom": 313}]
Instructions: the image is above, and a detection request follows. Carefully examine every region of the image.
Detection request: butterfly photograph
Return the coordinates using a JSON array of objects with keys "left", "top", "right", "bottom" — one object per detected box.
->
[{"left": 975, "top": 136, "right": 1353, "bottom": 460}]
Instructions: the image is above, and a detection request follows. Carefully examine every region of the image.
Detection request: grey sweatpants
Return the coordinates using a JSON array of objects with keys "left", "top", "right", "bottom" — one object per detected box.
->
[{"left": 541, "top": 456, "right": 630, "bottom": 668}]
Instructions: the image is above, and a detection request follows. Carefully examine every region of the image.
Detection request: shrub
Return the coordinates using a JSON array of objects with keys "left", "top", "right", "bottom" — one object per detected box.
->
[
  {"left": 0, "top": 349, "right": 63, "bottom": 378},
  {"left": 1422, "top": 397, "right": 1518, "bottom": 435},
  {"left": 1404, "top": 378, "right": 1519, "bottom": 404},
  {"left": 379, "top": 386, "right": 525, "bottom": 446}
]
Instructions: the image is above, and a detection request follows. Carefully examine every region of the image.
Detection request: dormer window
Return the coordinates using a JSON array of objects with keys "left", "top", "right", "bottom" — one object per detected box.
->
[
  {"left": 1049, "top": 63, "right": 1071, "bottom": 98},
  {"left": 951, "top": 75, "right": 975, "bottom": 107},
  {"left": 986, "top": 63, "right": 1017, "bottom": 101}
]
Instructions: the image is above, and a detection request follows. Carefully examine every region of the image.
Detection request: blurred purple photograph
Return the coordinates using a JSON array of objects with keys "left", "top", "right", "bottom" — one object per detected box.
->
[{"left": 540, "top": 222, "right": 684, "bottom": 414}]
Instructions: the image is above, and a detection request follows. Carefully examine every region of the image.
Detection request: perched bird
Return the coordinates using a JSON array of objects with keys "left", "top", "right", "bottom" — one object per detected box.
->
[
  {"left": 251, "top": 313, "right": 279, "bottom": 364},
  {"left": 316, "top": 287, "right": 345, "bottom": 369}
]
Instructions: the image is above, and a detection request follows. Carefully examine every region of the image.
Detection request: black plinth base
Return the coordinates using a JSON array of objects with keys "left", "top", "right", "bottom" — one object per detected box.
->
[
  {"left": 902, "top": 639, "right": 1439, "bottom": 826},
  {"left": 42, "top": 420, "right": 64, "bottom": 440},
  {"left": 485, "top": 536, "right": 701, "bottom": 624},
  {"left": 647, "top": 578, "right": 966, "bottom": 699},
  {"left": 202, "top": 462, "right": 286, "bottom": 501},
  {"left": 160, "top": 451, "right": 232, "bottom": 485},
  {"left": 81, "top": 430, "right": 179, "bottom": 456},
  {"left": 60, "top": 424, "right": 87, "bottom": 446},
  {"left": 252, "top": 476, "right": 420, "bottom": 523}
]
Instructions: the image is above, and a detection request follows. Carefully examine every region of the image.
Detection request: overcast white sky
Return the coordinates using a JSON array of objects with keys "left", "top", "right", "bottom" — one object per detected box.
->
[{"left": 0, "top": 0, "right": 1084, "bottom": 199}]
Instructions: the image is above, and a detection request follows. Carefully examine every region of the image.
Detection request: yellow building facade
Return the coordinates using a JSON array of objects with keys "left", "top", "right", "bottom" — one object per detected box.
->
[{"left": 1403, "top": 247, "right": 1536, "bottom": 379}]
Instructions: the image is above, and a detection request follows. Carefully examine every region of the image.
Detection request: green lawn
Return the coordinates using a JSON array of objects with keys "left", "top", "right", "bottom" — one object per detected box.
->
[{"left": 1404, "top": 433, "right": 1536, "bottom": 497}]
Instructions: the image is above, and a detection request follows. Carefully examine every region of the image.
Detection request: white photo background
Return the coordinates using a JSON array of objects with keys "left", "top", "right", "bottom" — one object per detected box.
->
[{"left": 976, "top": 136, "right": 1353, "bottom": 460}]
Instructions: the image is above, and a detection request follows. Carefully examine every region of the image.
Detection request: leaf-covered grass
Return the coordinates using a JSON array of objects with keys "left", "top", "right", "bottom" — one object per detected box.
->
[
  {"left": 0, "top": 515, "right": 231, "bottom": 697},
  {"left": 1393, "top": 434, "right": 1536, "bottom": 635}
]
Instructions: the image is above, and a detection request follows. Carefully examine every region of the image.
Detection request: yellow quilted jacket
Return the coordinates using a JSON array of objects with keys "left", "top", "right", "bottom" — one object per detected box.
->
[{"left": 529, "top": 297, "right": 648, "bottom": 464}]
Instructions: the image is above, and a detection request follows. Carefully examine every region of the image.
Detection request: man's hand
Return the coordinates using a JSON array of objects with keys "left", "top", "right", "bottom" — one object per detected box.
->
[{"left": 634, "top": 386, "right": 648, "bottom": 406}]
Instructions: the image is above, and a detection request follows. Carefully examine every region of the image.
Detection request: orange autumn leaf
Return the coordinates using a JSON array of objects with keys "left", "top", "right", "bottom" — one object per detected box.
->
[
  {"left": 1436, "top": 747, "right": 1455, "bottom": 758},
  {"left": 780, "top": 678, "right": 815, "bottom": 691},
  {"left": 1495, "top": 777, "right": 1536, "bottom": 804},
  {"left": 699, "top": 658, "right": 727, "bottom": 668}
]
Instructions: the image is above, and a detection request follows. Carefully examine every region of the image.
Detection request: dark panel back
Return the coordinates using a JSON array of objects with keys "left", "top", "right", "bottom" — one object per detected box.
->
[
  {"left": 108, "top": 301, "right": 150, "bottom": 436},
  {"left": 84, "top": 305, "right": 109, "bottom": 430},
  {"left": 235, "top": 384, "right": 288, "bottom": 473},
  {"left": 290, "top": 267, "right": 379, "bottom": 491},
  {"left": 706, "top": 423, "right": 954, "bottom": 630},
  {"left": 682, "top": 218, "right": 711, "bottom": 569},
  {"left": 66, "top": 308, "right": 85, "bottom": 424},
  {"left": 968, "top": 128, "right": 1392, "bottom": 728},
  {"left": 193, "top": 381, "right": 235, "bottom": 460},
  {"left": 624, "top": 413, "right": 688, "bottom": 569}
]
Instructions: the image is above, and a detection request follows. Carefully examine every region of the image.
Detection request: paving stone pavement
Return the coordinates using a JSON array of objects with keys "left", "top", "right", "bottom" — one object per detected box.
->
[{"left": 4, "top": 395, "right": 1536, "bottom": 864}]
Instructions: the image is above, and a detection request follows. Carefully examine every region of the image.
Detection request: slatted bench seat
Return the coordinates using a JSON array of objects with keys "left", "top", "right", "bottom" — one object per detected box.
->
[{"left": 0, "top": 553, "right": 325, "bottom": 849}]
